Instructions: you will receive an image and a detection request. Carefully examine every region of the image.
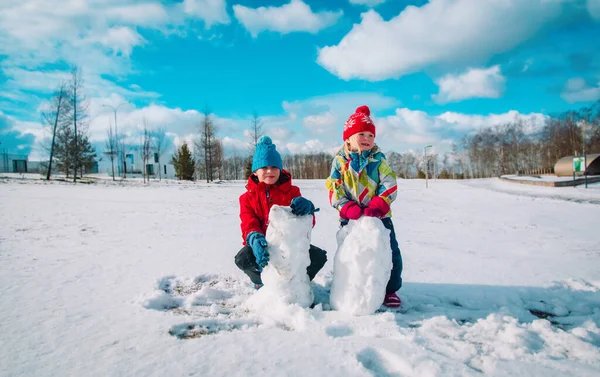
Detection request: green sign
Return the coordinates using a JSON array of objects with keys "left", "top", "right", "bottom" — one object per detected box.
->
[{"left": 573, "top": 156, "right": 585, "bottom": 172}]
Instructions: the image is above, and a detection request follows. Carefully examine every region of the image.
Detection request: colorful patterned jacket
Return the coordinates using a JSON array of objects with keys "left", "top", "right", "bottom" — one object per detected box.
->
[{"left": 325, "top": 146, "right": 397, "bottom": 218}]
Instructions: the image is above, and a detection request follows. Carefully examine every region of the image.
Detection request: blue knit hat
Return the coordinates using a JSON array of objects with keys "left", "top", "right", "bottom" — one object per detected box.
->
[{"left": 252, "top": 136, "right": 282, "bottom": 172}]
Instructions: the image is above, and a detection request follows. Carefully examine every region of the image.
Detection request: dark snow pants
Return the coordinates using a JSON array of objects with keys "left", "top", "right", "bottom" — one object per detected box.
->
[
  {"left": 235, "top": 244, "right": 327, "bottom": 285},
  {"left": 340, "top": 217, "right": 403, "bottom": 294}
]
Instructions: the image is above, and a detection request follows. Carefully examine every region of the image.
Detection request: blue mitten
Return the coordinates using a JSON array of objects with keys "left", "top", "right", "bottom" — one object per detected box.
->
[
  {"left": 290, "top": 196, "right": 320, "bottom": 216},
  {"left": 246, "top": 232, "right": 269, "bottom": 270}
]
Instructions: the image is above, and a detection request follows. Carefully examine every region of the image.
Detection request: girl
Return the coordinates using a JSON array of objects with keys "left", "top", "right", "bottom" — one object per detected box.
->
[{"left": 325, "top": 105, "right": 403, "bottom": 308}]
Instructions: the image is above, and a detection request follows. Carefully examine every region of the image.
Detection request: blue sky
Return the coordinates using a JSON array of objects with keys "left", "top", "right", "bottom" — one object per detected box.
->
[{"left": 1, "top": 0, "right": 600, "bottom": 160}]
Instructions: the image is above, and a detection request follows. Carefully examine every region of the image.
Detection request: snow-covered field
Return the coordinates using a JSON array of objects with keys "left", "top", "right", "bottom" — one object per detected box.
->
[{"left": 1, "top": 177, "right": 599, "bottom": 377}]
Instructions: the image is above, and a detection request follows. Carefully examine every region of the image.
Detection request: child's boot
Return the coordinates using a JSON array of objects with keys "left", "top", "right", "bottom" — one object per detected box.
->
[{"left": 383, "top": 292, "right": 401, "bottom": 308}]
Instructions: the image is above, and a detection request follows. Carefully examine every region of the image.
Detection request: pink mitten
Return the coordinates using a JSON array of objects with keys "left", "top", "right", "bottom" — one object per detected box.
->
[
  {"left": 340, "top": 201, "right": 363, "bottom": 220},
  {"left": 363, "top": 196, "right": 390, "bottom": 218}
]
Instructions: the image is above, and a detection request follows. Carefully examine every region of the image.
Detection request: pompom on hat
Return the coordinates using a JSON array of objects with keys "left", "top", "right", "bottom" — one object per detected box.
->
[
  {"left": 251, "top": 136, "right": 283, "bottom": 172},
  {"left": 343, "top": 105, "right": 376, "bottom": 141}
]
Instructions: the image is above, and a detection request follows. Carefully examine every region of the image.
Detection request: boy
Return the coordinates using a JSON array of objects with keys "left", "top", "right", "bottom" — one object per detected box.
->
[{"left": 234, "top": 136, "right": 327, "bottom": 288}]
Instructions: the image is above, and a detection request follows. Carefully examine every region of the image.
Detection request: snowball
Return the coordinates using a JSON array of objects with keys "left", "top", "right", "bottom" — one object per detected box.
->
[{"left": 330, "top": 217, "right": 392, "bottom": 315}]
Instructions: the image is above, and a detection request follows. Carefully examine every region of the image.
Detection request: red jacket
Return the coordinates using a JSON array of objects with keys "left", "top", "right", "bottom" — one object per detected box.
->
[{"left": 239, "top": 170, "right": 301, "bottom": 245}]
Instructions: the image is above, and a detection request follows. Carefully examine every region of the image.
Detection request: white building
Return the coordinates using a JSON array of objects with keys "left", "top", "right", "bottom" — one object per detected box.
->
[
  {"left": 100, "top": 150, "right": 176, "bottom": 180},
  {"left": 0, "top": 151, "right": 29, "bottom": 173}
]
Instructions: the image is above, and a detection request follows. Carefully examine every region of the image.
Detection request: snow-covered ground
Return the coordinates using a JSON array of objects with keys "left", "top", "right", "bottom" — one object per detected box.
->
[{"left": 1, "top": 178, "right": 599, "bottom": 377}]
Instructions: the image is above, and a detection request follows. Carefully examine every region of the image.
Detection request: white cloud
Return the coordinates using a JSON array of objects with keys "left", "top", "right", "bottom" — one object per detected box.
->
[
  {"left": 284, "top": 139, "right": 331, "bottom": 155},
  {"left": 0, "top": 1, "right": 159, "bottom": 60},
  {"left": 588, "top": 0, "right": 600, "bottom": 20},
  {"left": 317, "top": 0, "right": 565, "bottom": 81},
  {"left": 0, "top": 0, "right": 230, "bottom": 108},
  {"left": 0, "top": 111, "right": 38, "bottom": 157},
  {"left": 561, "top": 78, "right": 600, "bottom": 103},
  {"left": 222, "top": 136, "right": 249, "bottom": 154},
  {"left": 437, "top": 110, "right": 547, "bottom": 132},
  {"left": 433, "top": 66, "right": 506, "bottom": 104},
  {"left": 233, "top": 0, "right": 342, "bottom": 37},
  {"left": 89, "top": 26, "right": 147, "bottom": 57},
  {"left": 3, "top": 68, "right": 160, "bottom": 103},
  {"left": 376, "top": 108, "right": 547, "bottom": 152},
  {"left": 88, "top": 102, "right": 204, "bottom": 143},
  {"left": 349, "top": 0, "right": 386, "bottom": 6},
  {"left": 171, "top": 133, "right": 198, "bottom": 153},
  {"left": 182, "top": 0, "right": 230, "bottom": 28},
  {"left": 283, "top": 92, "right": 399, "bottom": 118},
  {"left": 2, "top": 68, "right": 71, "bottom": 93},
  {"left": 303, "top": 111, "right": 338, "bottom": 134},
  {"left": 105, "top": 3, "right": 170, "bottom": 26},
  {"left": 269, "top": 127, "right": 294, "bottom": 142}
]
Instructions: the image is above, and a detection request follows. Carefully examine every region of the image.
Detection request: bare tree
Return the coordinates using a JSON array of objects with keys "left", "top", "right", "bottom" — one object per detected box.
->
[
  {"left": 386, "top": 151, "right": 402, "bottom": 177},
  {"left": 213, "top": 138, "right": 224, "bottom": 180},
  {"left": 228, "top": 150, "right": 244, "bottom": 180},
  {"left": 140, "top": 120, "right": 152, "bottom": 183},
  {"left": 401, "top": 152, "right": 416, "bottom": 179},
  {"left": 248, "top": 111, "right": 264, "bottom": 149},
  {"left": 67, "top": 68, "right": 89, "bottom": 182},
  {"left": 104, "top": 126, "right": 117, "bottom": 181},
  {"left": 152, "top": 127, "right": 168, "bottom": 181},
  {"left": 41, "top": 81, "right": 70, "bottom": 180},
  {"left": 196, "top": 106, "right": 218, "bottom": 183},
  {"left": 121, "top": 139, "right": 130, "bottom": 179}
]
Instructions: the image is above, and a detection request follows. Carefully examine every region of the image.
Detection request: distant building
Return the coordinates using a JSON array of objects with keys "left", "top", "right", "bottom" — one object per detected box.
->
[
  {"left": 554, "top": 154, "right": 600, "bottom": 176},
  {"left": 0, "top": 151, "right": 29, "bottom": 173},
  {"left": 100, "top": 150, "right": 176, "bottom": 179}
]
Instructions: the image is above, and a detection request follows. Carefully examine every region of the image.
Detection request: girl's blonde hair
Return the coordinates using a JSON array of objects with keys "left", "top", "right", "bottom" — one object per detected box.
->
[
  {"left": 343, "top": 134, "right": 360, "bottom": 159},
  {"left": 343, "top": 134, "right": 379, "bottom": 159}
]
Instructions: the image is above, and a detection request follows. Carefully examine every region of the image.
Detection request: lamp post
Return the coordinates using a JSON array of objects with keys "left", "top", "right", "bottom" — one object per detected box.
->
[
  {"left": 424, "top": 144, "right": 433, "bottom": 188},
  {"left": 102, "top": 102, "right": 127, "bottom": 177}
]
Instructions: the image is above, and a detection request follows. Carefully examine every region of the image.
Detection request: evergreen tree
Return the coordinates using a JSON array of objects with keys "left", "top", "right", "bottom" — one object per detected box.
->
[
  {"left": 53, "top": 124, "right": 96, "bottom": 177},
  {"left": 53, "top": 123, "right": 74, "bottom": 176},
  {"left": 172, "top": 143, "right": 195, "bottom": 181},
  {"left": 244, "top": 155, "right": 253, "bottom": 178},
  {"left": 77, "top": 134, "right": 96, "bottom": 176}
]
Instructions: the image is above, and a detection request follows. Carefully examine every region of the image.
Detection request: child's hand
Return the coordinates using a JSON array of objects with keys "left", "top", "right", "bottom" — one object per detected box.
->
[
  {"left": 363, "top": 196, "right": 390, "bottom": 218},
  {"left": 340, "top": 201, "right": 363, "bottom": 220},
  {"left": 291, "top": 196, "right": 319, "bottom": 216},
  {"left": 247, "top": 232, "right": 270, "bottom": 270}
]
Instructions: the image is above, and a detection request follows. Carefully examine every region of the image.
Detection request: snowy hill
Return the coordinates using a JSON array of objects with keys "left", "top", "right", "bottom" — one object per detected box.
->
[{"left": 1, "top": 178, "right": 599, "bottom": 376}]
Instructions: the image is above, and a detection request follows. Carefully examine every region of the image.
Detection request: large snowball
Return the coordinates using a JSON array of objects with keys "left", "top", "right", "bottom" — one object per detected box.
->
[
  {"left": 249, "top": 205, "right": 314, "bottom": 309},
  {"left": 330, "top": 217, "right": 392, "bottom": 315}
]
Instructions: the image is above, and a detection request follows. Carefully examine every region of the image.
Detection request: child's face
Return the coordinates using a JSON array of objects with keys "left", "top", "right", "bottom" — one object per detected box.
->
[
  {"left": 255, "top": 166, "right": 281, "bottom": 185},
  {"left": 351, "top": 132, "right": 375, "bottom": 152}
]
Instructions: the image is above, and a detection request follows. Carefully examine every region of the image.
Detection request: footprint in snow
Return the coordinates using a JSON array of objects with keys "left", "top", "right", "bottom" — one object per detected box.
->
[
  {"left": 168, "top": 318, "right": 258, "bottom": 340},
  {"left": 144, "top": 274, "right": 254, "bottom": 318}
]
